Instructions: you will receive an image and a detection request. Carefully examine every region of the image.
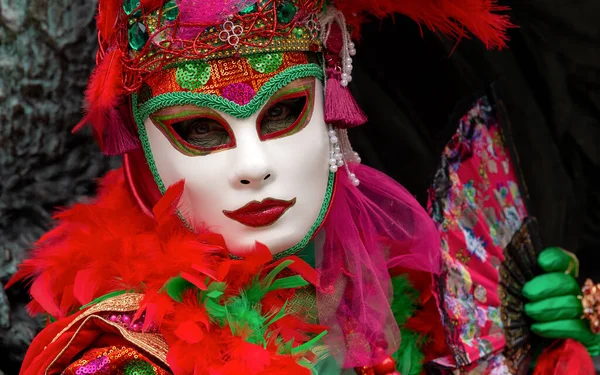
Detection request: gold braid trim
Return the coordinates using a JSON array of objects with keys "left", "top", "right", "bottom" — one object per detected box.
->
[{"left": 46, "top": 293, "right": 169, "bottom": 374}]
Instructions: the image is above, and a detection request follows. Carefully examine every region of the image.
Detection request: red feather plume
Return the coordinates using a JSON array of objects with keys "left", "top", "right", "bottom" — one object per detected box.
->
[
  {"left": 97, "top": 0, "right": 123, "bottom": 42},
  {"left": 73, "top": 48, "right": 125, "bottom": 149},
  {"left": 334, "top": 0, "right": 513, "bottom": 49}
]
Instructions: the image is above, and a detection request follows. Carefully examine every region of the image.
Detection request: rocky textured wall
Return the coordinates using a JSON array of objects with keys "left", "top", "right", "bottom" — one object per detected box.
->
[{"left": 0, "top": 0, "right": 118, "bottom": 373}]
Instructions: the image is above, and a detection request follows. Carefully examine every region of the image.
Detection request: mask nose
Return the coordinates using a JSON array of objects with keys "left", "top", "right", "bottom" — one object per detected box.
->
[
  {"left": 230, "top": 128, "right": 273, "bottom": 188},
  {"left": 238, "top": 172, "right": 272, "bottom": 186}
]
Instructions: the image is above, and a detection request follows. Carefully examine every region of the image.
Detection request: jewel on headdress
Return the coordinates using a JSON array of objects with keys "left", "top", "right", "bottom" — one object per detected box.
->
[
  {"left": 305, "top": 13, "right": 321, "bottom": 40},
  {"left": 129, "top": 22, "right": 150, "bottom": 51},
  {"left": 162, "top": 0, "right": 179, "bottom": 21},
  {"left": 219, "top": 19, "right": 244, "bottom": 50},
  {"left": 240, "top": 3, "right": 258, "bottom": 15},
  {"left": 276, "top": 1, "right": 297, "bottom": 24},
  {"left": 123, "top": 0, "right": 141, "bottom": 16}
]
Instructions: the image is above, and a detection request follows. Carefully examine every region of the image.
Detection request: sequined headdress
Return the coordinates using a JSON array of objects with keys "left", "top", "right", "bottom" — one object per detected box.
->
[{"left": 77, "top": 0, "right": 512, "bottom": 154}]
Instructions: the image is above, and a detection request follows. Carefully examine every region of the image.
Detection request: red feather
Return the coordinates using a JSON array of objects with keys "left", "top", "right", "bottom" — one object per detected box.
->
[
  {"left": 334, "top": 0, "right": 513, "bottom": 49},
  {"left": 73, "top": 48, "right": 125, "bottom": 147},
  {"left": 534, "top": 339, "right": 595, "bottom": 375},
  {"left": 97, "top": 0, "right": 123, "bottom": 41},
  {"left": 73, "top": 269, "right": 99, "bottom": 305},
  {"left": 174, "top": 320, "right": 206, "bottom": 344},
  {"left": 8, "top": 168, "right": 327, "bottom": 375},
  {"left": 153, "top": 179, "right": 185, "bottom": 222},
  {"left": 29, "top": 273, "right": 61, "bottom": 318}
]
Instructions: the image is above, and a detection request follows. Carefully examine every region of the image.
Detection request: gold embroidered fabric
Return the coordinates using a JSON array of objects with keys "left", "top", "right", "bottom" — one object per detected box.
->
[
  {"left": 46, "top": 293, "right": 170, "bottom": 374},
  {"left": 140, "top": 52, "right": 313, "bottom": 105}
]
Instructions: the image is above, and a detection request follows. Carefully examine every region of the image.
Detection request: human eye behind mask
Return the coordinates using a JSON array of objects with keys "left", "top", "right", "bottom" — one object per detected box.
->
[
  {"left": 150, "top": 109, "right": 235, "bottom": 155},
  {"left": 258, "top": 77, "right": 314, "bottom": 141}
]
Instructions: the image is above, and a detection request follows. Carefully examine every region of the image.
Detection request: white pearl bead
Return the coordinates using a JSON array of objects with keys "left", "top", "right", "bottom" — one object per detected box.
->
[
  {"left": 348, "top": 42, "right": 355, "bottom": 49},
  {"left": 335, "top": 153, "right": 343, "bottom": 160},
  {"left": 349, "top": 48, "right": 356, "bottom": 56},
  {"left": 345, "top": 64, "right": 353, "bottom": 71},
  {"left": 352, "top": 178, "right": 360, "bottom": 186},
  {"left": 329, "top": 158, "right": 337, "bottom": 165},
  {"left": 337, "top": 160, "right": 344, "bottom": 167},
  {"left": 329, "top": 165, "right": 338, "bottom": 173},
  {"left": 347, "top": 75, "right": 353, "bottom": 82},
  {"left": 349, "top": 173, "right": 356, "bottom": 179},
  {"left": 346, "top": 57, "right": 353, "bottom": 64},
  {"left": 341, "top": 73, "right": 349, "bottom": 80},
  {"left": 330, "top": 136, "right": 338, "bottom": 144},
  {"left": 334, "top": 146, "right": 341, "bottom": 152},
  {"left": 328, "top": 129, "right": 336, "bottom": 136},
  {"left": 340, "top": 79, "right": 348, "bottom": 87}
]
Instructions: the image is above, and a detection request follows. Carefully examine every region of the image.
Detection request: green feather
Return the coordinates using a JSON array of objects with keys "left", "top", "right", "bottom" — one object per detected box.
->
[
  {"left": 391, "top": 274, "right": 419, "bottom": 326},
  {"left": 163, "top": 275, "right": 194, "bottom": 302},
  {"left": 225, "top": 293, "right": 268, "bottom": 344},
  {"left": 268, "top": 275, "right": 309, "bottom": 291},
  {"left": 79, "top": 289, "right": 132, "bottom": 310},
  {"left": 390, "top": 274, "right": 425, "bottom": 375},
  {"left": 395, "top": 329, "right": 424, "bottom": 375},
  {"left": 290, "top": 330, "right": 328, "bottom": 355},
  {"left": 261, "top": 260, "right": 294, "bottom": 290}
]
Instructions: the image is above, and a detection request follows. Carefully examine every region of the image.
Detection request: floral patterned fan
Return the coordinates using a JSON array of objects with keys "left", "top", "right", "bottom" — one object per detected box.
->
[{"left": 427, "top": 97, "right": 543, "bottom": 374}]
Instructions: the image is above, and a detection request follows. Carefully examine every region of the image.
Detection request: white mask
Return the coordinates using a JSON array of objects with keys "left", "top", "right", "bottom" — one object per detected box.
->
[{"left": 140, "top": 78, "right": 332, "bottom": 256}]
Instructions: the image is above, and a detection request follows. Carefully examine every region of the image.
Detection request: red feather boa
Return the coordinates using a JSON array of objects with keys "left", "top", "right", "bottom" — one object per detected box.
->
[{"left": 8, "top": 168, "right": 321, "bottom": 375}]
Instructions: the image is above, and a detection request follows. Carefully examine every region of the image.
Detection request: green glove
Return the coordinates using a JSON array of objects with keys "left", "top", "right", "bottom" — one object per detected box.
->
[
  {"left": 523, "top": 247, "right": 599, "bottom": 356},
  {"left": 531, "top": 320, "right": 600, "bottom": 356}
]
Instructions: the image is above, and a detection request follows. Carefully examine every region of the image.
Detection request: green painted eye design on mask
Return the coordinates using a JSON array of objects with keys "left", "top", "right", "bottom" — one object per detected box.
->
[{"left": 150, "top": 108, "right": 235, "bottom": 156}]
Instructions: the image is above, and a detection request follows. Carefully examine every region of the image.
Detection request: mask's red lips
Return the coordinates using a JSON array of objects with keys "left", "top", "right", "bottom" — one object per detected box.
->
[{"left": 223, "top": 197, "right": 297, "bottom": 228}]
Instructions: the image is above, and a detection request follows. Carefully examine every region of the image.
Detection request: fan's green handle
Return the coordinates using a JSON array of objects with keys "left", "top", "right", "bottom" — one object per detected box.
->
[{"left": 523, "top": 247, "right": 599, "bottom": 356}]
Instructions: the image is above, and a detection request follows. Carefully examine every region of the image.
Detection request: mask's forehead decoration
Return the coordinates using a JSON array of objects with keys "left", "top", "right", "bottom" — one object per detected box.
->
[{"left": 133, "top": 52, "right": 322, "bottom": 121}]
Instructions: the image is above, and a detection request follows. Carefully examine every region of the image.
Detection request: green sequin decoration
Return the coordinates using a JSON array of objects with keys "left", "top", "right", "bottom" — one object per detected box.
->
[
  {"left": 123, "top": 359, "right": 155, "bottom": 375},
  {"left": 163, "top": 0, "right": 179, "bottom": 21},
  {"left": 175, "top": 61, "right": 211, "bottom": 90},
  {"left": 240, "top": 3, "right": 258, "bottom": 15},
  {"left": 292, "top": 27, "right": 304, "bottom": 38},
  {"left": 247, "top": 53, "right": 283, "bottom": 74},
  {"left": 276, "top": 1, "right": 297, "bottom": 24},
  {"left": 128, "top": 22, "right": 149, "bottom": 51},
  {"left": 123, "top": 0, "right": 141, "bottom": 15}
]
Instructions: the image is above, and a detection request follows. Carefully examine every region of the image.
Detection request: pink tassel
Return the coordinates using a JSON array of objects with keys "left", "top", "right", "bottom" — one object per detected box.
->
[
  {"left": 324, "top": 68, "right": 368, "bottom": 128},
  {"left": 102, "top": 105, "right": 141, "bottom": 156}
]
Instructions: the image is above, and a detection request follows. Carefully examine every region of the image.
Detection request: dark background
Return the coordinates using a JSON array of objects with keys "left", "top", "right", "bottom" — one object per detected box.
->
[{"left": 1, "top": 1, "right": 599, "bottom": 374}]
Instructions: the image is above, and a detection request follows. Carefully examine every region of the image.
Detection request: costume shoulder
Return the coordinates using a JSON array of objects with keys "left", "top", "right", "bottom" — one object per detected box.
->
[{"left": 18, "top": 293, "right": 171, "bottom": 375}]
